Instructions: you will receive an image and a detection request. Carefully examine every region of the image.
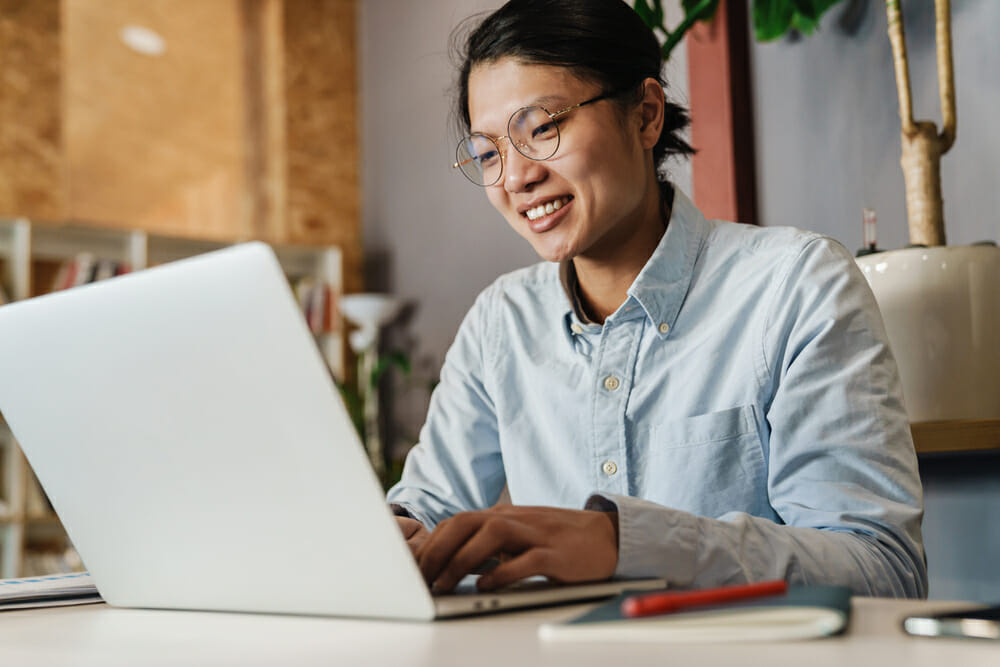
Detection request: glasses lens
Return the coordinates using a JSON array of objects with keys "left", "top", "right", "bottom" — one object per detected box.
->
[
  {"left": 456, "top": 134, "right": 502, "bottom": 186},
  {"left": 509, "top": 106, "right": 560, "bottom": 161}
]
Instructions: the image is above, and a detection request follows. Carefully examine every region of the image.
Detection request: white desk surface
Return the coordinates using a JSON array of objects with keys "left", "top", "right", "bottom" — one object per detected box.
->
[{"left": 0, "top": 597, "right": 996, "bottom": 666}]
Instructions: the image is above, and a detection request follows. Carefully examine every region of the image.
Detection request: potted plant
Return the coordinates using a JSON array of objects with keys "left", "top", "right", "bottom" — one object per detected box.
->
[{"left": 854, "top": 0, "right": 999, "bottom": 422}]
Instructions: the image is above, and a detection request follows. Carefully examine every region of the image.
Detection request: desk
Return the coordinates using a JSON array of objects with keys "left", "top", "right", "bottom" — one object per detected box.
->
[{"left": 0, "top": 598, "right": 996, "bottom": 666}]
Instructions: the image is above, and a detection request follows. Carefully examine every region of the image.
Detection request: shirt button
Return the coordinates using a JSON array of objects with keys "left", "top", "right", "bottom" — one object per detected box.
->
[
  {"left": 658, "top": 322, "right": 670, "bottom": 334},
  {"left": 603, "top": 375, "right": 620, "bottom": 391},
  {"left": 571, "top": 323, "right": 584, "bottom": 334},
  {"left": 602, "top": 460, "right": 618, "bottom": 476}
]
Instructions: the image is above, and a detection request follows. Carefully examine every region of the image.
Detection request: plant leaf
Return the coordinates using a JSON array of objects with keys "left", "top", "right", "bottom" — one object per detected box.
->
[
  {"left": 648, "top": 0, "right": 665, "bottom": 26},
  {"left": 790, "top": 0, "right": 843, "bottom": 35},
  {"left": 370, "top": 351, "right": 412, "bottom": 388},
  {"left": 633, "top": 0, "right": 658, "bottom": 29},
  {"left": 753, "top": 0, "right": 796, "bottom": 41},
  {"left": 682, "top": 0, "right": 719, "bottom": 20},
  {"left": 661, "top": 0, "right": 720, "bottom": 59}
]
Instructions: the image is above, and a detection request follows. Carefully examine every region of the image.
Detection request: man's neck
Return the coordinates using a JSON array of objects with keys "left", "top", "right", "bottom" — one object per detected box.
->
[{"left": 572, "top": 184, "right": 673, "bottom": 324}]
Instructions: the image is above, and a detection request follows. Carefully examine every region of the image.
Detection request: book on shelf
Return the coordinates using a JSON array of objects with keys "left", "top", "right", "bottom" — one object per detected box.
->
[
  {"left": 50, "top": 254, "right": 131, "bottom": 292},
  {"left": 538, "top": 585, "right": 852, "bottom": 643},
  {"left": 293, "top": 277, "right": 338, "bottom": 335}
]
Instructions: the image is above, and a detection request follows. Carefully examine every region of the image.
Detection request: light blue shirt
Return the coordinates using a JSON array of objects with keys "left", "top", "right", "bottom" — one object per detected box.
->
[{"left": 388, "top": 188, "right": 927, "bottom": 597}]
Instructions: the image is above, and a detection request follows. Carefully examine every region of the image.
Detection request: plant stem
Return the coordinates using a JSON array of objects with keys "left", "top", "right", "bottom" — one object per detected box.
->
[
  {"left": 936, "top": 0, "right": 956, "bottom": 151},
  {"left": 885, "top": 0, "right": 955, "bottom": 247},
  {"left": 661, "top": 0, "right": 717, "bottom": 60},
  {"left": 885, "top": 0, "right": 915, "bottom": 136}
]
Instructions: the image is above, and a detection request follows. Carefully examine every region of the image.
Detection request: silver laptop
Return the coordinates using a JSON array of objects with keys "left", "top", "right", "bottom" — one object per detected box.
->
[{"left": 0, "top": 243, "right": 662, "bottom": 620}]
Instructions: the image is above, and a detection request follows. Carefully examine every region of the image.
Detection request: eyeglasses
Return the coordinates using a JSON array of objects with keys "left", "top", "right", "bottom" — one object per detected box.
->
[{"left": 453, "top": 91, "right": 617, "bottom": 187}]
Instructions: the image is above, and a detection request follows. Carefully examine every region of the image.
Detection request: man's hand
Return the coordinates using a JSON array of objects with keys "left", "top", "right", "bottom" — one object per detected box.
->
[
  {"left": 414, "top": 505, "right": 619, "bottom": 593},
  {"left": 396, "top": 516, "right": 430, "bottom": 555}
]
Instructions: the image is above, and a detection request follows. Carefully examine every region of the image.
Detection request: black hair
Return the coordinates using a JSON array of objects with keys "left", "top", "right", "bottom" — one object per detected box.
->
[{"left": 453, "top": 0, "right": 694, "bottom": 182}]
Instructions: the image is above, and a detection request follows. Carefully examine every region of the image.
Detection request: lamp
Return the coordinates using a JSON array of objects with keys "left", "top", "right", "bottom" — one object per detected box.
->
[{"left": 339, "top": 293, "right": 404, "bottom": 483}]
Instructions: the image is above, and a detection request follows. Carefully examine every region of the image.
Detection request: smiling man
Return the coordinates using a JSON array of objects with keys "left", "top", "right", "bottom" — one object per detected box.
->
[{"left": 387, "top": 0, "right": 927, "bottom": 599}]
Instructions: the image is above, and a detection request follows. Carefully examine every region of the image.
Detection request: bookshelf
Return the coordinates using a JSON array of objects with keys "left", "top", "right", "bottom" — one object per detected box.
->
[{"left": 0, "top": 218, "right": 345, "bottom": 578}]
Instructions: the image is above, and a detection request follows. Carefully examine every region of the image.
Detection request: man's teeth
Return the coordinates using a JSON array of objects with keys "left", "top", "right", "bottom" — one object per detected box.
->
[{"left": 525, "top": 197, "right": 571, "bottom": 221}]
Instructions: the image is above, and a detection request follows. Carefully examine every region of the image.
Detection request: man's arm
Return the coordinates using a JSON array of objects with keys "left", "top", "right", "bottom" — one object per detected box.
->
[
  {"left": 386, "top": 287, "right": 506, "bottom": 529},
  {"left": 596, "top": 238, "right": 926, "bottom": 597}
]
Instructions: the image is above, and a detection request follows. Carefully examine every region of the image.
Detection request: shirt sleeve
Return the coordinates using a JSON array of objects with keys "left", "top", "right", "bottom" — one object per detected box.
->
[
  {"left": 590, "top": 237, "right": 927, "bottom": 598},
  {"left": 385, "top": 287, "right": 505, "bottom": 529}
]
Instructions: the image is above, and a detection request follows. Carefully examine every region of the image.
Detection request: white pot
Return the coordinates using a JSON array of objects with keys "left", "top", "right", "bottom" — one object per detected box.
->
[{"left": 856, "top": 245, "right": 1000, "bottom": 423}]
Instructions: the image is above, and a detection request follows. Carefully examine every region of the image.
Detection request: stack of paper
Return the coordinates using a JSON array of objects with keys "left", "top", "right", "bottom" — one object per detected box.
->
[{"left": 0, "top": 572, "right": 101, "bottom": 611}]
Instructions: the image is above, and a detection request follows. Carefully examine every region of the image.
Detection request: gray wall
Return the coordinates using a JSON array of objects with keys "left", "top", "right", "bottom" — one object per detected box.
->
[
  {"left": 750, "top": 0, "right": 1000, "bottom": 250},
  {"left": 749, "top": 0, "right": 1000, "bottom": 601},
  {"left": 359, "top": 0, "right": 999, "bottom": 601}
]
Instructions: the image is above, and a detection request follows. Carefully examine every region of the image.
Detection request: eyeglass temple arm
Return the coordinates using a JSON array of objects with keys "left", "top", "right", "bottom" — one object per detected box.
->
[{"left": 548, "top": 92, "right": 613, "bottom": 120}]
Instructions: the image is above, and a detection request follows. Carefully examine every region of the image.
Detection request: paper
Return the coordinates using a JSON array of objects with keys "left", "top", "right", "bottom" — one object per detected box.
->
[{"left": 0, "top": 571, "right": 102, "bottom": 611}]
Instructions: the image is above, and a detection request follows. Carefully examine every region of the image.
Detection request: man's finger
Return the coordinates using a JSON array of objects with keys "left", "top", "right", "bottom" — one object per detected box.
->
[
  {"left": 476, "top": 549, "right": 552, "bottom": 590},
  {"left": 428, "top": 519, "right": 520, "bottom": 592},
  {"left": 416, "top": 513, "right": 489, "bottom": 584}
]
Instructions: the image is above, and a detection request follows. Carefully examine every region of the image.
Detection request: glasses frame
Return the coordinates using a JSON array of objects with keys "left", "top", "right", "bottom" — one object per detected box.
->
[{"left": 453, "top": 90, "right": 618, "bottom": 187}]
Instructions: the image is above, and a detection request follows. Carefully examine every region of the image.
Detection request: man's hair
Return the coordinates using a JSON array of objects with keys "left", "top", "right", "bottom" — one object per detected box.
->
[{"left": 453, "top": 0, "right": 694, "bottom": 180}]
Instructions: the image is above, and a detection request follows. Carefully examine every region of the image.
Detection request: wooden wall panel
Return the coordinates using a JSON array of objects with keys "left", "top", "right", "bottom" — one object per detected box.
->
[
  {"left": 0, "top": 0, "right": 63, "bottom": 221},
  {"left": 63, "top": 0, "right": 250, "bottom": 240},
  {"left": 1, "top": 0, "right": 360, "bottom": 291},
  {"left": 281, "top": 0, "right": 361, "bottom": 293}
]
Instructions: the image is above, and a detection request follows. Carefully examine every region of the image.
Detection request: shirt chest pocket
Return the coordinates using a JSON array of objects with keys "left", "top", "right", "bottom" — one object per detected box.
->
[{"left": 637, "top": 405, "right": 769, "bottom": 519}]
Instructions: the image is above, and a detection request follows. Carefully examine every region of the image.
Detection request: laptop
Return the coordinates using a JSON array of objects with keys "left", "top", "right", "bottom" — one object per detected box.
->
[{"left": 0, "top": 242, "right": 662, "bottom": 620}]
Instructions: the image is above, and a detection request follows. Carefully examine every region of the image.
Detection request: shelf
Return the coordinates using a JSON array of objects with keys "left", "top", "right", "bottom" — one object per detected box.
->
[
  {"left": 0, "top": 513, "right": 59, "bottom": 525},
  {"left": 911, "top": 419, "right": 1000, "bottom": 454}
]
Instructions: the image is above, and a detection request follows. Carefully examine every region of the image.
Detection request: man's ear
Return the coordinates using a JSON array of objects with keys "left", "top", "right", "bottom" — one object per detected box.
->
[{"left": 637, "top": 78, "right": 665, "bottom": 151}]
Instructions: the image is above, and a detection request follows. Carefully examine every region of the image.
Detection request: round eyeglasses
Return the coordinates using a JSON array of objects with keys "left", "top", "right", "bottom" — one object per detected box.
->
[{"left": 453, "top": 91, "right": 617, "bottom": 187}]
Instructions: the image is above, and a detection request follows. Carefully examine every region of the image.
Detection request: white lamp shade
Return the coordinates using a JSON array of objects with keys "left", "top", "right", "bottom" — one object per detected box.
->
[{"left": 339, "top": 293, "right": 403, "bottom": 330}]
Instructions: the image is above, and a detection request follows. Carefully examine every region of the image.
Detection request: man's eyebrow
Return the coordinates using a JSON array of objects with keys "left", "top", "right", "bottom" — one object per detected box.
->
[
  {"left": 528, "top": 94, "right": 570, "bottom": 110},
  {"left": 469, "top": 95, "right": 571, "bottom": 134}
]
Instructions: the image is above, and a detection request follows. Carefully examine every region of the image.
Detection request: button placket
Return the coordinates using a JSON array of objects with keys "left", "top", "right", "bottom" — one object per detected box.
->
[{"left": 589, "top": 318, "right": 641, "bottom": 495}]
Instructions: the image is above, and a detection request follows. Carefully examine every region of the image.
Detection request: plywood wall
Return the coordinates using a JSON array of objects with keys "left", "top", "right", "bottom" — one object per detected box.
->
[
  {"left": 1, "top": 0, "right": 360, "bottom": 292},
  {"left": 63, "top": 0, "right": 250, "bottom": 240},
  {"left": 0, "top": 0, "right": 63, "bottom": 221},
  {"left": 282, "top": 0, "right": 359, "bottom": 258}
]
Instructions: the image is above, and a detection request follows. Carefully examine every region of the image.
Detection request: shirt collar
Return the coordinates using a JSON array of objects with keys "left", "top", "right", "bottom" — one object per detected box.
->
[
  {"left": 558, "top": 186, "right": 708, "bottom": 341},
  {"left": 627, "top": 186, "right": 707, "bottom": 339}
]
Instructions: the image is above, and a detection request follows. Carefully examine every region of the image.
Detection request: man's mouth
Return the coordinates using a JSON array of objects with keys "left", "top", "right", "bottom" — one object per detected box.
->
[{"left": 523, "top": 196, "right": 573, "bottom": 221}]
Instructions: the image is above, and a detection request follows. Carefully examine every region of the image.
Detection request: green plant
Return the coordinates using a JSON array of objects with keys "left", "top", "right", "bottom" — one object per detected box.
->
[
  {"left": 337, "top": 351, "right": 411, "bottom": 443},
  {"left": 632, "top": 0, "right": 848, "bottom": 60}
]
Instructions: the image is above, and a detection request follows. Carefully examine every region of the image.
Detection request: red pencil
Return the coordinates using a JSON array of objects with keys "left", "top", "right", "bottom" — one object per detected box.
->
[{"left": 621, "top": 579, "right": 789, "bottom": 618}]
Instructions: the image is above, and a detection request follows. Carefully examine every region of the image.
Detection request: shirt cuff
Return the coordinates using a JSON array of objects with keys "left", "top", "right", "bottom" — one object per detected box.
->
[
  {"left": 586, "top": 492, "right": 700, "bottom": 584},
  {"left": 390, "top": 503, "right": 414, "bottom": 519}
]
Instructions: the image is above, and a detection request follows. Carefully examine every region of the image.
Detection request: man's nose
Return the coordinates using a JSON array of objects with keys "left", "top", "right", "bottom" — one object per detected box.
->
[{"left": 502, "top": 143, "right": 546, "bottom": 193}]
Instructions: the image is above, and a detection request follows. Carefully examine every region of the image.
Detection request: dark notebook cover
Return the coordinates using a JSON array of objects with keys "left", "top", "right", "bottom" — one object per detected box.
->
[{"left": 539, "top": 585, "right": 852, "bottom": 643}]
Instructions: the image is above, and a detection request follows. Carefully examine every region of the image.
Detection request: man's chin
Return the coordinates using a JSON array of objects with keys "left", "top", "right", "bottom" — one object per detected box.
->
[{"left": 531, "top": 244, "right": 575, "bottom": 264}]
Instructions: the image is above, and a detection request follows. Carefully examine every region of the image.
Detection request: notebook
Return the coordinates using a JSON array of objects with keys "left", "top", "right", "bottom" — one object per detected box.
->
[
  {"left": 0, "top": 242, "right": 662, "bottom": 620},
  {"left": 539, "top": 585, "right": 851, "bottom": 642}
]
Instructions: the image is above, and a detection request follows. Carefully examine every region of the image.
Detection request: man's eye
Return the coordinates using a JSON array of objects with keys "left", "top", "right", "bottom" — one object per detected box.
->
[
  {"left": 478, "top": 150, "right": 500, "bottom": 166},
  {"left": 531, "top": 121, "right": 558, "bottom": 140}
]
